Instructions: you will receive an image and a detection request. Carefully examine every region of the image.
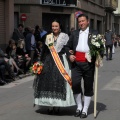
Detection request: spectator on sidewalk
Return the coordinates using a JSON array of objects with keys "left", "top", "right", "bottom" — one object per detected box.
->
[
  {"left": 40, "top": 27, "right": 47, "bottom": 42},
  {"left": 25, "top": 28, "right": 36, "bottom": 65},
  {"left": 105, "top": 30, "right": 114, "bottom": 60},
  {"left": 23, "top": 26, "right": 31, "bottom": 39},
  {"left": 12, "top": 24, "right": 25, "bottom": 45},
  {"left": 6, "top": 39, "right": 23, "bottom": 75},
  {"left": 16, "top": 40, "right": 31, "bottom": 74},
  {"left": 34, "top": 25, "right": 41, "bottom": 42},
  {"left": 0, "top": 48, "right": 15, "bottom": 83},
  {"left": 68, "top": 27, "right": 75, "bottom": 36}
]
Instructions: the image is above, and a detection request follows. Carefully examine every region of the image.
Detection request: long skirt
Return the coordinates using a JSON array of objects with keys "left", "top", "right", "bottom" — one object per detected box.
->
[{"left": 33, "top": 54, "right": 75, "bottom": 107}]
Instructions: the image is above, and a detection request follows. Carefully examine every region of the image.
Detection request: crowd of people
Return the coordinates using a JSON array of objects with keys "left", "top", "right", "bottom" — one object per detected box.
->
[{"left": 0, "top": 24, "right": 47, "bottom": 86}]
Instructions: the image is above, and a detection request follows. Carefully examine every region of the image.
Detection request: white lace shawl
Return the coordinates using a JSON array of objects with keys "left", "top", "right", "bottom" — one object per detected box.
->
[{"left": 46, "top": 32, "right": 69, "bottom": 52}]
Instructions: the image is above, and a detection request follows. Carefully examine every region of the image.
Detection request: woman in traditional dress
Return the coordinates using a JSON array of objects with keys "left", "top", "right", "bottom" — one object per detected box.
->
[{"left": 33, "top": 20, "right": 75, "bottom": 114}]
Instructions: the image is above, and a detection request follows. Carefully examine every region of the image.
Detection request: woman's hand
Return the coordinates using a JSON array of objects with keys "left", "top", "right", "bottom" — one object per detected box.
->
[{"left": 69, "top": 55, "right": 76, "bottom": 62}]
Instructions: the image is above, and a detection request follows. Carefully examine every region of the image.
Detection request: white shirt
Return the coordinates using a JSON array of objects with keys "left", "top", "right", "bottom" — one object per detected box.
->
[{"left": 76, "top": 27, "right": 89, "bottom": 52}]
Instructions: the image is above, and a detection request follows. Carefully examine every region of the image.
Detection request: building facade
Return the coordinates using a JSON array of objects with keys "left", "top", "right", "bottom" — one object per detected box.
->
[
  {"left": 0, "top": 0, "right": 14, "bottom": 50},
  {"left": 105, "top": 0, "right": 118, "bottom": 33},
  {"left": 14, "top": 0, "right": 105, "bottom": 34},
  {"left": 114, "top": 0, "right": 120, "bottom": 35},
  {"left": 0, "top": 0, "right": 118, "bottom": 50}
]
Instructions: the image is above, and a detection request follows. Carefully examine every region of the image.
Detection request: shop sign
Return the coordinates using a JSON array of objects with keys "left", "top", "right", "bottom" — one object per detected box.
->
[{"left": 42, "top": 0, "right": 76, "bottom": 6}]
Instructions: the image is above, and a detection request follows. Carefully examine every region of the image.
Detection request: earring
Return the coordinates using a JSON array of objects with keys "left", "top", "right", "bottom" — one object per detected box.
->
[{"left": 59, "top": 29, "right": 61, "bottom": 33}]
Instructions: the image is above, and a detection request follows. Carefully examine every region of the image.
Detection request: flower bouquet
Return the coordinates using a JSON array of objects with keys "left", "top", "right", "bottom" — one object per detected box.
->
[
  {"left": 30, "top": 62, "right": 43, "bottom": 75},
  {"left": 89, "top": 34, "right": 105, "bottom": 66},
  {"left": 90, "top": 34, "right": 104, "bottom": 58}
]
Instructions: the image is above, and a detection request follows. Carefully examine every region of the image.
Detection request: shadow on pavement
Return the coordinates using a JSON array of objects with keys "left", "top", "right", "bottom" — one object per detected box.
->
[
  {"left": 88, "top": 100, "right": 107, "bottom": 118},
  {"left": 35, "top": 105, "right": 76, "bottom": 116},
  {"left": 35, "top": 101, "right": 106, "bottom": 117}
]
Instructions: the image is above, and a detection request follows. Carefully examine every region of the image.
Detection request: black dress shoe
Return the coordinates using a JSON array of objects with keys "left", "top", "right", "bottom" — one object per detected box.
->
[
  {"left": 53, "top": 107, "right": 60, "bottom": 114},
  {"left": 74, "top": 110, "right": 81, "bottom": 117},
  {"left": 47, "top": 108, "right": 53, "bottom": 115},
  {"left": 80, "top": 112, "right": 87, "bottom": 118}
]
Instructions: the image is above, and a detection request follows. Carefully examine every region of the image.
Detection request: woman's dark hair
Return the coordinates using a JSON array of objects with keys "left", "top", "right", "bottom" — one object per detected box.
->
[
  {"left": 35, "top": 25, "right": 40, "bottom": 31},
  {"left": 52, "top": 19, "right": 61, "bottom": 27},
  {"left": 9, "top": 39, "right": 15, "bottom": 45},
  {"left": 51, "top": 19, "right": 64, "bottom": 32}
]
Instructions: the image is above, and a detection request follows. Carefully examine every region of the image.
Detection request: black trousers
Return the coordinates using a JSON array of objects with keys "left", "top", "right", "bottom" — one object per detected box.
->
[
  {"left": 71, "top": 61, "right": 95, "bottom": 96},
  {"left": 106, "top": 44, "right": 113, "bottom": 59},
  {"left": 0, "top": 58, "right": 14, "bottom": 80}
]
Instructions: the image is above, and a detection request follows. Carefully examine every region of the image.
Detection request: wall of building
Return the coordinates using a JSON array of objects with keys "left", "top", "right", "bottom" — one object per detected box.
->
[
  {"left": 14, "top": 0, "right": 40, "bottom": 4},
  {"left": 14, "top": 5, "right": 42, "bottom": 28},
  {"left": 0, "top": 0, "right": 5, "bottom": 49},
  {"left": 76, "top": 0, "right": 105, "bottom": 34},
  {"left": 14, "top": 0, "right": 105, "bottom": 34},
  {"left": 114, "top": 0, "right": 120, "bottom": 34},
  {"left": 105, "top": 0, "right": 118, "bottom": 33},
  {"left": 80, "top": 0, "right": 105, "bottom": 16},
  {"left": 0, "top": 0, "right": 14, "bottom": 50},
  {"left": 14, "top": 5, "right": 75, "bottom": 33}
]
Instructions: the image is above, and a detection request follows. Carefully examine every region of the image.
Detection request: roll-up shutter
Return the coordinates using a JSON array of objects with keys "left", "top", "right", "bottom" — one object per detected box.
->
[{"left": 0, "top": 0, "right": 5, "bottom": 44}]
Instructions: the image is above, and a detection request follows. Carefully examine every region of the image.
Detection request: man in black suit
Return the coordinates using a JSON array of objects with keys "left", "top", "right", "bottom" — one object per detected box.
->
[
  {"left": 65, "top": 14, "right": 102, "bottom": 118},
  {"left": 12, "top": 24, "right": 25, "bottom": 45},
  {"left": 104, "top": 30, "right": 114, "bottom": 60}
]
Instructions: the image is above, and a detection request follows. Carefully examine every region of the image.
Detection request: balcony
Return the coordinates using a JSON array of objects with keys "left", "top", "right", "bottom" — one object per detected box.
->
[{"left": 105, "top": 0, "right": 118, "bottom": 11}]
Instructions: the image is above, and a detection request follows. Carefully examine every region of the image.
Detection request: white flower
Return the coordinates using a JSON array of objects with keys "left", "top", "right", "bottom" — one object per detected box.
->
[
  {"left": 101, "top": 39, "right": 106, "bottom": 44},
  {"left": 91, "top": 38, "right": 96, "bottom": 42},
  {"left": 95, "top": 42, "right": 100, "bottom": 48},
  {"left": 92, "top": 35, "right": 97, "bottom": 38},
  {"left": 97, "top": 34, "right": 102, "bottom": 39}
]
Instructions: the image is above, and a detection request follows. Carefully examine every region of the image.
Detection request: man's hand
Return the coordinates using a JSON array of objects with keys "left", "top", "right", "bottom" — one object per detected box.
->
[
  {"left": 69, "top": 50, "right": 74, "bottom": 54},
  {"left": 95, "top": 62, "right": 100, "bottom": 67},
  {"left": 69, "top": 55, "right": 76, "bottom": 62}
]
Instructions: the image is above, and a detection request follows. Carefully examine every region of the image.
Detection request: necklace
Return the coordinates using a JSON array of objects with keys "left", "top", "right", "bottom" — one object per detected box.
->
[
  {"left": 53, "top": 35, "right": 59, "bottom": 41},
  {"left": 53, "top": 35, "right": 59, "bottom": 46}
]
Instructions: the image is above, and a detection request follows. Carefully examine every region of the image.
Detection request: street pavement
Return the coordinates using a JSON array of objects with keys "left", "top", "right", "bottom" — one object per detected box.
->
[{"left": 0, "top": 47, "right": 120, "bottom": 120}]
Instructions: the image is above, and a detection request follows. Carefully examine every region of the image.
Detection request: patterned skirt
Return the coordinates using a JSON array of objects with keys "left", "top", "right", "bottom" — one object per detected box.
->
[{"left": 33, "top": 53, "right": 75, "bottom": 107}]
